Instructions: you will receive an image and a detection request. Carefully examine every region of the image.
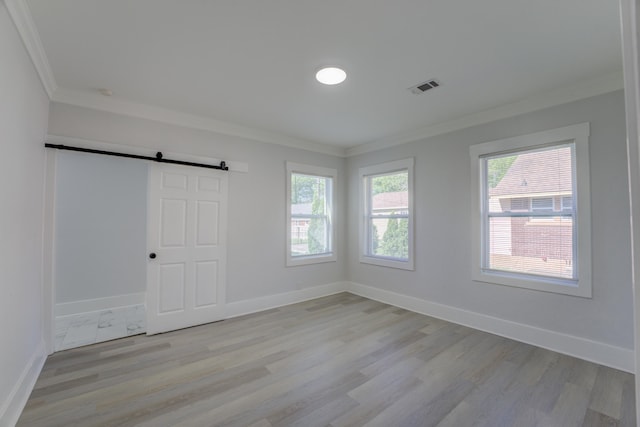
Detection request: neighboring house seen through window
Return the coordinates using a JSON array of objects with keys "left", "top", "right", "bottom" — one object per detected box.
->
[
  {"left": 359, "top": 158, "right": 414, "bottom": 270},
  {"left": 486, "top": 145, "right": 574, "bottom": 276},
  {"left": 286, "top": 163, "right": 337, "bottom": 266},
  {"left": 470, "top": 123, "right": 591, "bottom": 297}
]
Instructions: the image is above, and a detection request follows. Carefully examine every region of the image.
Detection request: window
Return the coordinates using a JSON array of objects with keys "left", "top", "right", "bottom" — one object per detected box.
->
[
  {"left": 528, "top": 197, "right": 556, "bottom": 223},
  {"left": 531, "top": 197, "right": 553, "bottom": 212},
  {"left": 470, "top": 123, "right": 591, "bottom": 297},
  {"left": 510, "top": 198, "right": 529, "bottom": 211},
  {"left": 286, "top": 162, "right": 337, "bottom": 266},
  {"left": 359, "top": 158, "right": 414, "bottom": 270}
]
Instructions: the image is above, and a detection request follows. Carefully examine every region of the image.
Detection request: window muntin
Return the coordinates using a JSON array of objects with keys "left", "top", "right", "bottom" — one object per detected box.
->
[
  {"left": 286, "top": 163, "right": 337, "bottom": 266},
  {"left": 359, "top": 158, "right": 414, "bottom": 270},
  {"left": 484, "top": 144, "right": 575, "bottom": 280},
  {"left": 470, "top": 123, "right": 591, "bottom": 298}
]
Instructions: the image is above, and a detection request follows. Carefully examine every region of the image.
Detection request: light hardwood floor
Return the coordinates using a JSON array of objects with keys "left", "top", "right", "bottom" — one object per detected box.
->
[{"left": 18, "top": 293, "right": 635, "bottom": 427}]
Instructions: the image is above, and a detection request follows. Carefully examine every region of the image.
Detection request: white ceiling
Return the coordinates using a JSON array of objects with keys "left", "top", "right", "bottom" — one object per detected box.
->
[{"left": 25, "top": 0, "right": 622, "bottom": 151}]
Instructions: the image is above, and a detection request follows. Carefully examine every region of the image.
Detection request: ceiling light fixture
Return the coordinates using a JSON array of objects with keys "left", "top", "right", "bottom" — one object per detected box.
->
[{"left": 315, "top": 67, "right": 347, "bottom": 85}]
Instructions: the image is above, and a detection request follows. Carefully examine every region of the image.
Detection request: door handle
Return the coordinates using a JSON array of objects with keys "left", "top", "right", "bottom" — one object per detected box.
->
[{"left": 149, "top": 252, "right": 157, "bottom": 259}]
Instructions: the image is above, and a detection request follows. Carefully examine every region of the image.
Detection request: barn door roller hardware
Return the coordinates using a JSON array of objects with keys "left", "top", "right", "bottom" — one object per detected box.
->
[{"left": 44, "top": 143, "right": 229, "bottom": 171}]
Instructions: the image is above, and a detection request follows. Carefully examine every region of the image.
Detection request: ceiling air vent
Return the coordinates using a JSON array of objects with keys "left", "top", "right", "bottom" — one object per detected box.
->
[{"left": 409, "top": 79, "right": 440, "bottom": 95}]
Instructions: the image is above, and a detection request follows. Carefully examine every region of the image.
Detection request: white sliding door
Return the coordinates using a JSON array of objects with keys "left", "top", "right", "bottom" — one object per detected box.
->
[{"left": 147, "top": 163, "right": 228, "bottom": 334}]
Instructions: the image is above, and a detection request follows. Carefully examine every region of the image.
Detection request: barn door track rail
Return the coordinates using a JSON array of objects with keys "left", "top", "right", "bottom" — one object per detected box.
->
[{"left": 44, "top": 143, "right": 229, "bottom": 171}]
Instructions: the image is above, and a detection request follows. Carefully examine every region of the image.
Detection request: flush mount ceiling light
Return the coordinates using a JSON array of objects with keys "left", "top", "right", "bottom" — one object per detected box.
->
[{"left": 315, "top": 67, "right": 347, "bottom": 85}]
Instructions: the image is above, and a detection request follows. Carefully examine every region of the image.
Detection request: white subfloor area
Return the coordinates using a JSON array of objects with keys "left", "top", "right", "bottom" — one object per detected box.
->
[{"left": 54, "top": 305, "right": 146, "bottom": 351}]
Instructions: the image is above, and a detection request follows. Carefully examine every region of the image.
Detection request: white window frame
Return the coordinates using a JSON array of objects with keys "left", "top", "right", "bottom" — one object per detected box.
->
[
  {"left": 359, "top": 158, "right": 415, "bottom": 270},
  {"left": 470, "top": 123, "right": 592, "bottom": 298},
  {"left": 286, "top": 162, "right": 337, "bottom": 267}
]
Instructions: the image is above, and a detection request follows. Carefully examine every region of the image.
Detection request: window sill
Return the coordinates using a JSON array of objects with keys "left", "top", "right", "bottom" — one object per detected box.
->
[
  {"left": 472, "top": 269, "right": 591, "bottom": 298},
  {"left": 359, "top": 255, "right": 414, "bottom": 271},
  {"left": 286, "top": 253, "right": 337, "bottom": 267}
]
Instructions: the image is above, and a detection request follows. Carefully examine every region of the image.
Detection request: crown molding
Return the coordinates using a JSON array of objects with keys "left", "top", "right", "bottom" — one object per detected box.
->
[
  {"left": 51, "top": 88, "right": 347, "bottom": 158},
  {"left": 5, "top": 0, "right": 57, "bottom": 98},
  {"left": 346, "top": 70, "right": 625, "bottom": 157},
  {"left": 52, "top": 70, "right": 624, "bottom": 160}
]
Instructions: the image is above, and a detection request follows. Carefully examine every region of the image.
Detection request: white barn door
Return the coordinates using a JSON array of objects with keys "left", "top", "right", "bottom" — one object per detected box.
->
[{"left": 147, "top": 163, "right": 227, "bottom": 334}]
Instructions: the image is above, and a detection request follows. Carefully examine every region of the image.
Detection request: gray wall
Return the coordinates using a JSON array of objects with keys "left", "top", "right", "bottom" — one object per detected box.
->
[
  {"left": 48, "top": 103, "right": 347, "bottom": 304},
  {"left": 0, "top": 2, "right": 49, "bottom": 421},
  {"left": 347, "top": 90, "right": 633, "bottom": 350},
  {"left": 48, "top": 91, "right": 633, "bottom": 350},
  {"left": 55, "top": 151, "right": 147, "bottom": 303}
]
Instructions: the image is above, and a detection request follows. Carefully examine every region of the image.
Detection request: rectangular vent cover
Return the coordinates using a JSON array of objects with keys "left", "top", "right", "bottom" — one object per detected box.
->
[{"left": 409, "top": 79, "right": 440, "bottom": 95}]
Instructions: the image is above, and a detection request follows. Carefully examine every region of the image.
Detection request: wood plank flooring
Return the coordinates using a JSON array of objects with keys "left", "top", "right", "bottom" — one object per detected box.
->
[{"left": 18, "top": 293, "right": 636, "bottom": 426}]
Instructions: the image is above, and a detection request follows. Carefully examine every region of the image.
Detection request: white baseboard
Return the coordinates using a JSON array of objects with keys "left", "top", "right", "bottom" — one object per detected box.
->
[
  {"left": 0, "top": 339, "right": 46, "bottom": 427},
  {"left": 55, "top": 293, "right": 145, "bottom": 317},
  {"left": 223, "top": 281, "right": 634, "bottom": 372},
  {"left": 346, "top": 282, "right": 634, "bottom": 373},
  {"left": 226, "top": 282, "right": 347, "bottom": 319}
]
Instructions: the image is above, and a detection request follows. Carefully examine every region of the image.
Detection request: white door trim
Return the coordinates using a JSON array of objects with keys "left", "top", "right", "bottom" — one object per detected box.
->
[{"left": 42, "top": 147, "right": 57, "bottom": 355}]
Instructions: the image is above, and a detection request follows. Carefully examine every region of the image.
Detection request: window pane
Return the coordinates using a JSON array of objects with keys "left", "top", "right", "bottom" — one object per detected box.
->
[
  {"left": 370, "top": 172, "right": 408, "bottom": 217},
  {"left": 487, "top": 146, "right": 573, "bottom": 213},
  {"left": 290, "top": 218, "right": 309, "bottom": 255},
  {"left": 291, "top": 173, "right": 327, "bottom": 215},
  {"left": 367, "top": 170, "right": 409, "bottom": 259},
  {"left": 488, "top": 216, "right": 573, "bottom": 279},
  {"left": 291, "top": 217, "right": 328, "bottom": 256},
  {"left": 485, "top": 144, "right": 574, "bottom": 279},
  {"left": 290, "top": 173, "right": 331, "bottom": 257},
  {"left": 369, "top": 217, "right": 409, "bottom": 260}
]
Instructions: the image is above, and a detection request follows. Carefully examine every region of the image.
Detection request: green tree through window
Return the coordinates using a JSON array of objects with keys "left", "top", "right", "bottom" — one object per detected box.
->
[
  {"left": 487, "top": 155, "right": 516, "bottom": 188},
  {"left": 308, "top": 179, "right": 327, "bottom": 254},
  {"left": 372, "top": 174, "right": 408, "bottom": 195},
  {"left": 380, "top": 215, "right": 409, "bottom": 258},
  {"left": 291, "top": 175, "right": 317, "bottom": 203},
  {"left": 370, "top": 171, "right": 409, "bottom": 259}
]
